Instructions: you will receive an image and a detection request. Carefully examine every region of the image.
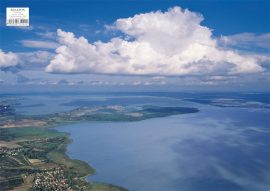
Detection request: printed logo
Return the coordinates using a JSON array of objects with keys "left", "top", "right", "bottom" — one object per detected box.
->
[{"left": 6, "top": 7, "right": 29, "bottom": 26}]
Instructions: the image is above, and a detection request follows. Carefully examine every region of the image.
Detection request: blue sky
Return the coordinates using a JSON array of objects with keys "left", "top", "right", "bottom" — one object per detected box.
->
[{"left": 0, "top": 0, "right": 269, "bottom": 91}]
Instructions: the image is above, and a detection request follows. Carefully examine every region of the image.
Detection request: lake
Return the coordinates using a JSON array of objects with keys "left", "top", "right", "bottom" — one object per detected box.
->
[{"left": 57, "top": 99, "right": 270, "bottom": 191}]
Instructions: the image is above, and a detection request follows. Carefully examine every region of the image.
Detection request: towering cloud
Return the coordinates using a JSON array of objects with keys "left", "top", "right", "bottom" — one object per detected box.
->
[{"left": 46, "top": 7, "right": 264, "bottom": 76}]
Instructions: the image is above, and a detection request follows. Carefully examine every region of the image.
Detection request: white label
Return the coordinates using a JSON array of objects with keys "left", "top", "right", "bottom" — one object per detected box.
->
[{"left": 6, "top": 7, "right": 29, "bottom": 26}]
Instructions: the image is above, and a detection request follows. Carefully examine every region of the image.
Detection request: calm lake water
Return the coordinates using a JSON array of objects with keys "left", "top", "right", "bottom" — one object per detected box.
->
[{"left": 57, "top": 100, "right": 270, "bottom": 191}]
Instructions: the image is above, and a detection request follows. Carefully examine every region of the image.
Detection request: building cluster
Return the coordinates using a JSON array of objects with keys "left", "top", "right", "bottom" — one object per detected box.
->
[
  {"left": 0, "top": 146, "right": 22, "bottom": 156},
  {"left": 33, "top": 168, "right": 73, "bottom": 191}
]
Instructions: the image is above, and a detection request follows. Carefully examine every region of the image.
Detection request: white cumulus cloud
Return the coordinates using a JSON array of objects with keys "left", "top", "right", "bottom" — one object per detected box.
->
[
  {"left": 46, "top": 6, "right": 265, "bottom": 76},
  {"left": 0, "top": 49, "right": 19, "bottom": 69}
]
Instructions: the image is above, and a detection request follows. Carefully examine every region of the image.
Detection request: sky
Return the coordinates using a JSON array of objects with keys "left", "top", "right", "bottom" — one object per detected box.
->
[{"left": 0, "top": 0, "right": 270, "bottom": 92}]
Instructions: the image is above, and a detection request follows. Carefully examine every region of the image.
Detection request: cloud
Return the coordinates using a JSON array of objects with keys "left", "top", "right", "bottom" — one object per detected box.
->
[
  {"left": 20, "top": 40, "right": 59, "bottom": 49},
  {"left": 0, "top": 49, "right": 19, "bottom": 69},
  {"left": 1, "top": 50, "right": 54, "bottom": 72},
  {"left": 57, "top": 79, "right": 69, "bottom": 85},
  {"left": 18, "top": 51, "right": 55, "bottom": 70},
  {"left": 12, "top": 73, "right": 52, "bottom": 85},
  {"left": 219, "top": 33, "right": 270, "bottom": 50},
  {"left": 132, "top": 81, "right": 142, "bottom": 86},
  {"left": 207, "top": 75, "right": 237, "bottom": 81},
  {"left": 36, "top": 31, "right": 56, "bottom": 39},
  {"left": 144, "top": 81, "right": 153, "bottom": 86},
  {"left": 45, "top": 7, "right": 265, "bottom": 76},
  {"left": 152, "top": 76, "right": 166, "bottom": 80},
  {"left": 14, "top": 26, "right": 34, "bottom": 31}
]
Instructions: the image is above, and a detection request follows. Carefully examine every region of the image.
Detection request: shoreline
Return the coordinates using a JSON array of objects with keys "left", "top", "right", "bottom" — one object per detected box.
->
[
  {"left": 0, "top": 104, "right": 198, "bottom": 190},
  {"left": 0, "top": 125, "right": 129, "bottom": 191},
  {"left": 51, "top": 127, "right": 129, "bottom": 191}
]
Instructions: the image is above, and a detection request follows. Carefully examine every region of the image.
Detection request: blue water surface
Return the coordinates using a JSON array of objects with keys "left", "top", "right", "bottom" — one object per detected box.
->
[{"left": 57, "top": 98, "right": 270, "bottom": 191}]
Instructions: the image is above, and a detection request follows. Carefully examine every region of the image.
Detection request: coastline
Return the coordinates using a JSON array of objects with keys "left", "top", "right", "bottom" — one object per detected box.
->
[
  {"left": 50, "top": 127, "right": 129, "bottom": 191},
  {"left": 0, "top": 105, "right": 198, "bottom": 190},
  {"left": 0, "top": 125, "right": 129, "bottom": 191}
]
